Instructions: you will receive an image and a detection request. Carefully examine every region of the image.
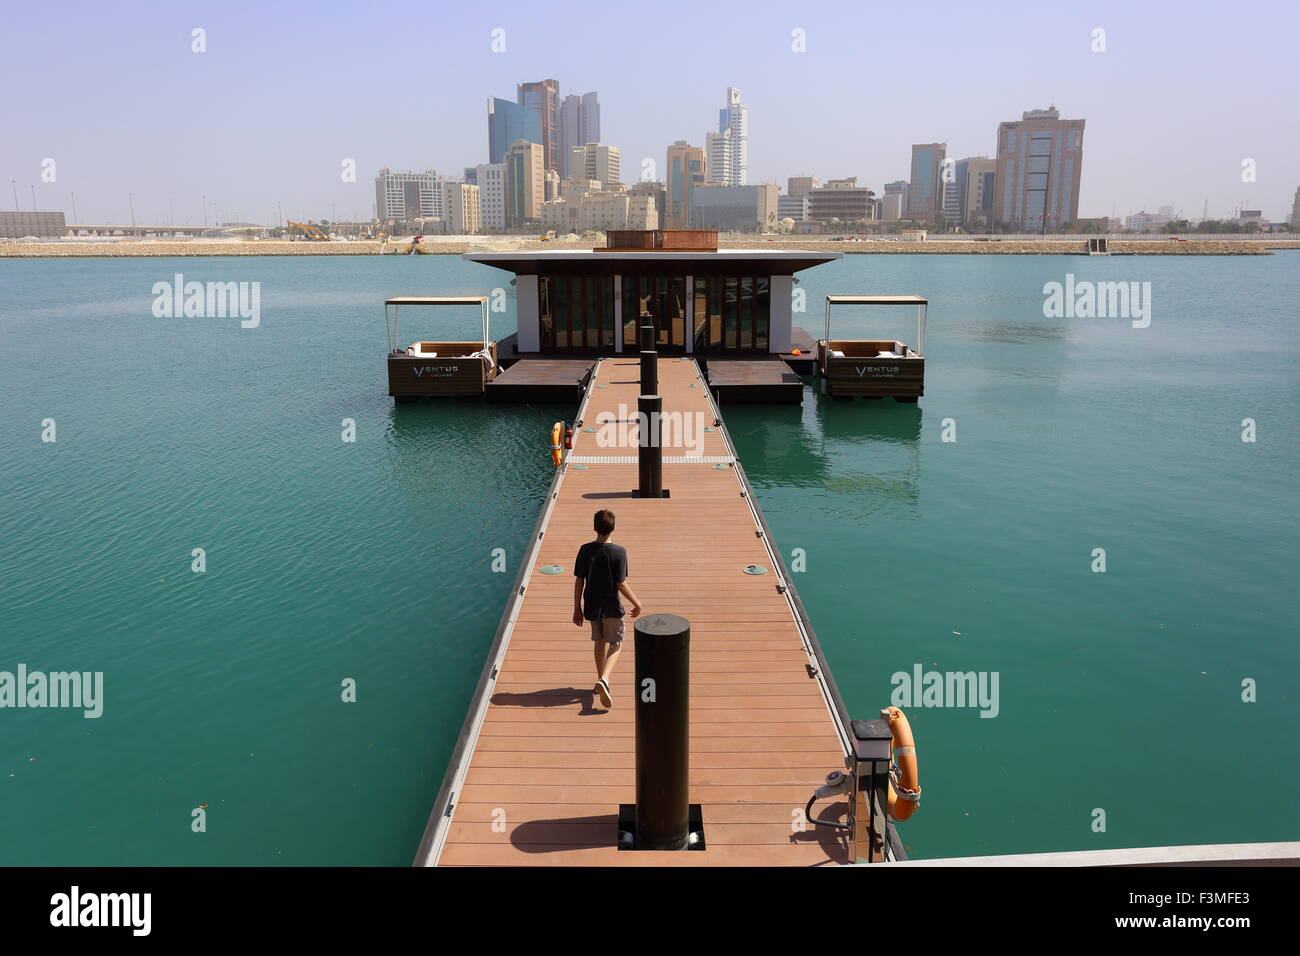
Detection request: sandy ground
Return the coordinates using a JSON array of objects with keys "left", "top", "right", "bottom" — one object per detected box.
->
[{"left": 2, "top": 238, "right": 1295, "bottom": 257}]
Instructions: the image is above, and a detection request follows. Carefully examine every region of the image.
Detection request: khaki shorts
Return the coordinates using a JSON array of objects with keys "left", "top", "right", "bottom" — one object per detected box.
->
[{"left": 589, "top": 617, "right": 626, "bottom": 644}]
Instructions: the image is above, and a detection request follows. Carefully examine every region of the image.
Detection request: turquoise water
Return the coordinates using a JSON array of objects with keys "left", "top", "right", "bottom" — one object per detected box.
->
[{"left": 2, "top": 252, "right": 1296, "bottom": 863}]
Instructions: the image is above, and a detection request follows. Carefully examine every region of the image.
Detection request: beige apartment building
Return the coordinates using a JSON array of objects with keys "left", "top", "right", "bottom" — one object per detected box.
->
[
  {"left": 540, "top": 188, "right": 656, "bottom": 232},
  {"left": 627, "top": 181, "right": 667, "bottom": 230},
  {"left": 994, "top": 106, "right": 1085, "bottom": 230},
  {"left": 540, "top": 199, "right": 580, "bottom": 233},
  {"left": 808, "top": 177, "right": 875, "bottom": 222},
  {"left": 568, "top": 143, "right": 621, "bottom": 186},
  {"left": 472, "top": 163, "right": 506, "bottom": 230},
  {"left": 580, "top": 190, "right": 654, "bottom": 231},
  {"left": 787, "top": 176, "right": 820, "bottom": 198},
  {"left": 963, "top": 158, "right": 997, "bottom": 225},
  {"left": 505, "top": 139, "right": 545, "bottom": 225},
  {"left": 560, "top": 178, "right": 602, "bottom": 203},
  {"left": 443, "top": 182, "right": 481, "bottom": 234}
]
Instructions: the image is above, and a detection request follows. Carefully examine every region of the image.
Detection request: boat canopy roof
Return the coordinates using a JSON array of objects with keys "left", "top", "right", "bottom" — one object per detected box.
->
[
  {"left": 825, "top": 293, "right": 928, "bottom": 355},
  {"left": 826, "top": 294, "right": 928, "bottom": 306},
  {"left": 384, "top": 296, "right": 491, "bottom": 352},
  {"left": 385, "top": 296, "right": 488, "bottom": 306}
]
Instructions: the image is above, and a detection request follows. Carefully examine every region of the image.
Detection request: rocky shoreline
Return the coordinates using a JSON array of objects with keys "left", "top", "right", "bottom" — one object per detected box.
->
[{"left": 2, "top": 238, "right": 1295, "bottom": 258}]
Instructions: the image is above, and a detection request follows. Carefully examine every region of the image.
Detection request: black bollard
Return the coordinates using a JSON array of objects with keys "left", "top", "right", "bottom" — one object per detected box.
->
[
  {"left": 634, "top": 613, "right": 691, "bottom": 850},
  {"left": 637, "top": 394, "right": 662, "bottom": 498},
  {"left": 640, "top": 323, "right": 654, "bottom": 352},
  {"left": 639, "top": 349, "right": 658, "bottom": 395}
]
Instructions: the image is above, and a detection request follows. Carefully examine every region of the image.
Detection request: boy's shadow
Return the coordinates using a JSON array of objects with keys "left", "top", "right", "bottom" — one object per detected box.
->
[{"left": 490, "top": 687, "right": 606, "bottom": 716}]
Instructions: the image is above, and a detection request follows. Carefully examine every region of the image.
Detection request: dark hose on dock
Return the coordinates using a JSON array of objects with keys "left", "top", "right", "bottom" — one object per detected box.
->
[{"left": 634, "top": 613, "right": 691, "bottom": 850}]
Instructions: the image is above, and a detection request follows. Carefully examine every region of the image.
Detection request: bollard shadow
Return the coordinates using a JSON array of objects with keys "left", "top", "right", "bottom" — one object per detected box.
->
[
  {"left": 792, "top": 799, "right": 852, "bottom": 865},
  {"left": 490, "top": 686, "right": 605, "bottom": 715},
  {"left": 509, "top": 814, "right": 621, "bottom": 854},
  {"left": 581, "top": 491, "right": 636, "bottom": 500}
]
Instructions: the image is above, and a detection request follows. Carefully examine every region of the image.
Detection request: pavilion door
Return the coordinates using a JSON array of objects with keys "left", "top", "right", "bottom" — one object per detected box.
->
[
  {"left": 622, "top": 276, "right": 686, "bottom": 353},
  {"left": 691, "top": 276, "right": 770, "bottom": 354},
  {"left": 538, "top": 276, "right": 615, "bottom": 351}
]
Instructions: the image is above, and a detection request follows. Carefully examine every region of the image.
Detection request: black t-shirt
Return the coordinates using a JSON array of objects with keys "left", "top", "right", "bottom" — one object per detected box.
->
[{"left": 574, "top": 541, "right": 628, "bottom": 620}]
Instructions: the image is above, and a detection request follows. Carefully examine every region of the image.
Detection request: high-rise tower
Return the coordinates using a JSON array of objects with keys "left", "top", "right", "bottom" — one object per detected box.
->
[
  {"left": 994, "top": 106, "right": 1085, "bottom": 231},
  {"left": 518, "top": 79, "right": 562, "bottom": 175},
  {"left": 717, "top": 88, "right": 748, "bottom": 186},
  {"left": 559, "top": 92, "right": 601, "bottom": 177}
]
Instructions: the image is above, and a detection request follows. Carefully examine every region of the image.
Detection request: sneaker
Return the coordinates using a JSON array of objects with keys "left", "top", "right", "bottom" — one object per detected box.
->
[{"left": 595, "top": 678, "right": 613, "bottom": 709}]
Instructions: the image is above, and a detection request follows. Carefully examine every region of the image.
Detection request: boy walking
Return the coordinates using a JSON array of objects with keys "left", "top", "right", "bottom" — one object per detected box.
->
[{"left": 573, "top": 508, "right": 642, "bottom": 709}]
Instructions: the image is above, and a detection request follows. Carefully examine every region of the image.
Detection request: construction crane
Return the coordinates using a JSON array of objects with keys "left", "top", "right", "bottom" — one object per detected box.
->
[{"left": 287, "top": 220, "right": 330, "bottom": 241}]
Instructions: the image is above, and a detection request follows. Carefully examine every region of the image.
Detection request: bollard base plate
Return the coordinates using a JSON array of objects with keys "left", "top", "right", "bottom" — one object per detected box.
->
[
  {"left": 631, "top": 489, "right": 671, "bottom": 498},
  {"left": 616, "top": 804, "right": 705, "bottom": 851}
]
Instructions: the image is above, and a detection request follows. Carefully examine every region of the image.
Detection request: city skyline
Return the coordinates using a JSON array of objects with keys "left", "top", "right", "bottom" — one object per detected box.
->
[{"left": 2, "top": 0, "right": 1297, "bottom": 225}]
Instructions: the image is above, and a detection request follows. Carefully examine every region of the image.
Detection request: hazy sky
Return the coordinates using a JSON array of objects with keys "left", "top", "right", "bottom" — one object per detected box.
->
[{"left": 3, "top": 0, "right": 1297, "bottom": 225}]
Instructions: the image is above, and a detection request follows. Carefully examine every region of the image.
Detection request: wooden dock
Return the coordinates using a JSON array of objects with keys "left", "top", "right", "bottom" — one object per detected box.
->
[
  {"left": 706, "top": 358, "right": 803, "bottom": 404},
  {"left": 781, "top": 326, "right": 820, "bottom": 375},
  {"left": 416, "top": 356, "right": 863, "bottom": 866},
  {"left": 485, "top": 358, "right": 595, "bottom": 403}
]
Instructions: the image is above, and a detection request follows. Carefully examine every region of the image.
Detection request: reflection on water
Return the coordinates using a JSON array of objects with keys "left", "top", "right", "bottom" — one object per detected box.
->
[
  {"left": 816, "top": 397, "right": 922, "bottom": 513},
  {"left": 824, "top": 473, "right": 918, "bottom": 500},
  {"left": 960, "top": 322, "right": 1072, "bottom": 344},
  {"left": 958, "top": 317, "right": 1074, "bottom": 391},
  {"left": 382, "top": 399, "right": 562, "bottom": 507},
  {"left": 723, "top": 388, "right": 924, "bottom": 516},
  {"left": 817, "top": 396, "right": 923, "bottom": 445}
]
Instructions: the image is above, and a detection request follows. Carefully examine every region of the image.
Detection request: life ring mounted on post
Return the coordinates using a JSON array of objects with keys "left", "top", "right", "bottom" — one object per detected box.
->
[
  {"left": 881, "top": 705, "right": 921, "bottom": 821},
  {"left": 550, "top": 421, "right": 563, "bottom": 467}
]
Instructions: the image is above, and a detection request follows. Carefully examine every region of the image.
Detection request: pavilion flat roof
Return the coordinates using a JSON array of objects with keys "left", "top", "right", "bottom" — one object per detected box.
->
[{"left": 463, "top": 248, "right": 841, "bottom": 275}]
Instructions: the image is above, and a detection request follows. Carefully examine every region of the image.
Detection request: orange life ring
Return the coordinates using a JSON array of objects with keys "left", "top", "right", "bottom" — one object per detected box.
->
[
  {"left": 881, "top": 705, "right": 921, "bottom": 821},
  {"left": 550, "top": 421, "right": 563, "bottom": 467}
]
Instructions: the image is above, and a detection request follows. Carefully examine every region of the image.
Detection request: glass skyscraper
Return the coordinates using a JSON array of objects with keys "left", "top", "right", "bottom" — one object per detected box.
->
[
  {"left": 906, "top": 143, "right": 947, "bottom": 223},
  {"left": 487, "top": 97, "right": 542, "bottom": 165}
]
